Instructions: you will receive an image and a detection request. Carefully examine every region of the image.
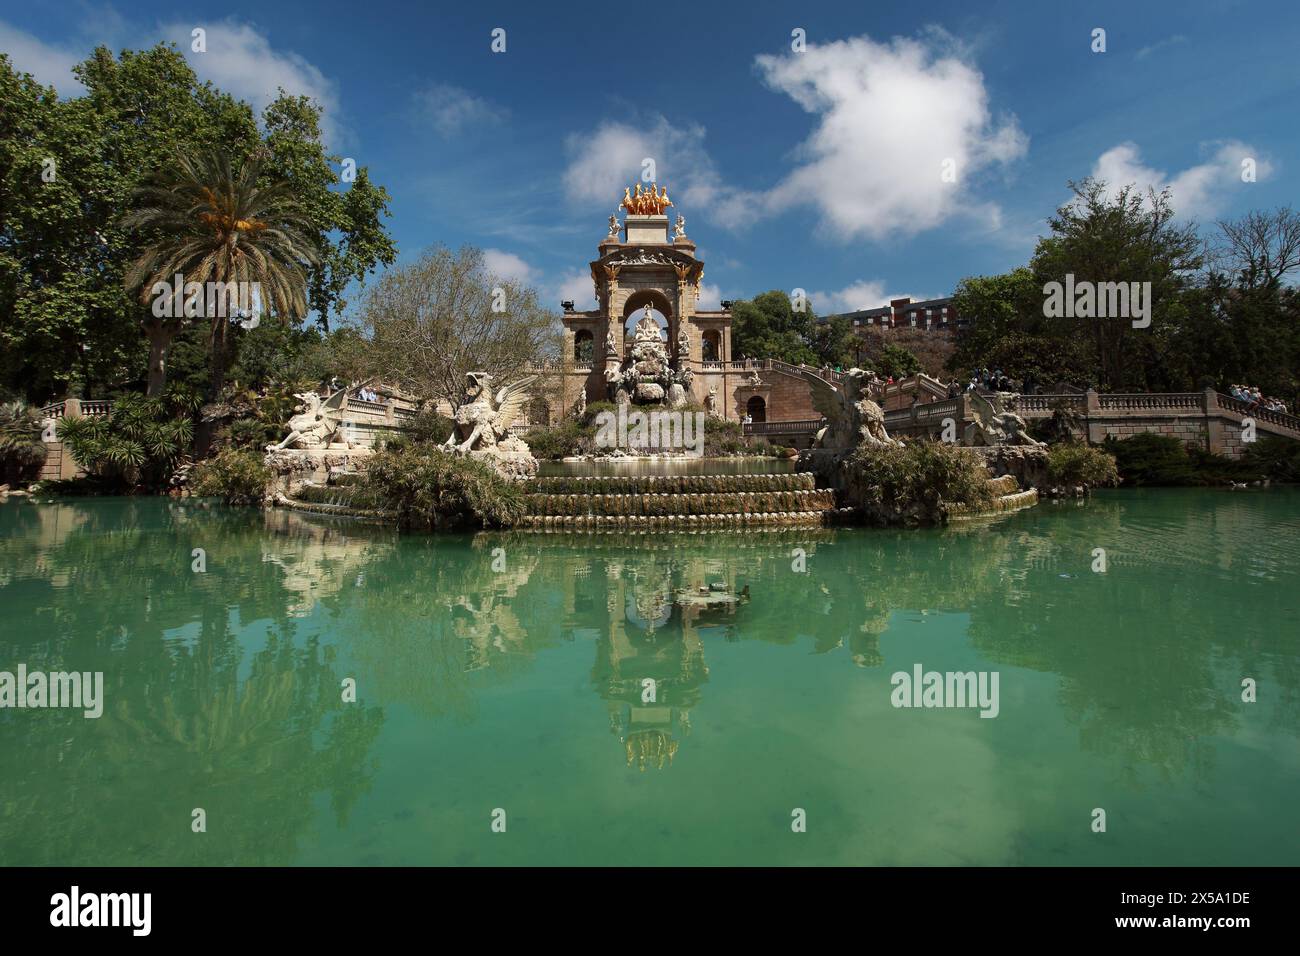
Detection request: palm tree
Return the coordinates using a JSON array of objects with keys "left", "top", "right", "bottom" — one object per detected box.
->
[{"left": 125, "top": 148, "right": 321, "bottom": 397}]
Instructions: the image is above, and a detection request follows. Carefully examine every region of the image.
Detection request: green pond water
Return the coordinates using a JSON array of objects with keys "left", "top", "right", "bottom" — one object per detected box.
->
[{"left": 1, "top": 489, "right": 1297, "bottom": 866}]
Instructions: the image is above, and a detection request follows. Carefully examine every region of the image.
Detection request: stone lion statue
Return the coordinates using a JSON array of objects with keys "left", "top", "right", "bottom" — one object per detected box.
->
[
  {"left": 266, "top": 388, "right": 353, "bottom": 452},
  {"left": 800, "top": 367, "right": 899, "bottom": 450},
  {"left": 443, "top": 372, "right": 537, "bottom": 453}
]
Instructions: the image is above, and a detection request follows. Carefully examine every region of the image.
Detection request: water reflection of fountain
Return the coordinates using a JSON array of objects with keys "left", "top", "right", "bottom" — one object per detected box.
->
[{"left": 260, "top": 509, "right": 395, "bottom": 617}]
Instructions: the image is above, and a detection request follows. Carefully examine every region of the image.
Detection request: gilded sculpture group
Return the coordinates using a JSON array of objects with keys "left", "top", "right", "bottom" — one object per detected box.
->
[{"left": 621, "top": 182, "right": 674, "bottom": 216}]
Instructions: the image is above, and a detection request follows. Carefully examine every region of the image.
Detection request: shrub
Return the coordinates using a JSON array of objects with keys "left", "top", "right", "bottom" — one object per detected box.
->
[
  {"left": 189, "top": 448, "right": 272, "bottom": 504},
  {"left": 1104, "top": 433, "right": 1197, "bottom": 485},
  {"left": 226, "top": 415, "right": 280, "bottom": 450},
  {"left": 1103, "top": 433, "right": 1260, "bottom": 485},
  {"left": 703, "top": 416, "right": 747, "bottom": 455},
  {"left": 0, "top": 401, "right": 47, "bottom": 485},
  {"left": 56, "top": 392, "right": 196, "bottom": 491},
  {"left": 404, "top": 410, "right": 455, "bottom": 446},
  {"left": 844, "top": 440, "right": 993, "bottom": 519},
  {"left": 1241, "top": 435, "right": 1300, "bottom": 482},
  {"left": 522, "top": 419, "right": 586, "bottom": 459},
  {"left": 1046, "top": 443, "right": 1119, "bottom": 487},
  {"left": 580, "top": 401, "right": 619, "bottom": 426},
  {"left": 363, "top": 445, "right": 525, "bottom": 530}
]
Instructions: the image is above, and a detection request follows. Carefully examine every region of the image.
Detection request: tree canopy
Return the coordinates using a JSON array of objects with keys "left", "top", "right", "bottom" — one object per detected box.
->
[{"left": 0, "top": 44, "right": 396, "bottom": 404}]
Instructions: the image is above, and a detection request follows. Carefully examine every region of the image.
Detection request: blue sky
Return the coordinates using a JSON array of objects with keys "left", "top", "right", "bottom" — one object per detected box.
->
[{"left": 3, "top": 0, "right": 1298, "bottom": 315}]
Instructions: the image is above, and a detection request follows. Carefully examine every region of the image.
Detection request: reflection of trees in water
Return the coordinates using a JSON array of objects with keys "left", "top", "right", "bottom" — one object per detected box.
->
[
  {"left": 5, "top": 492, "right": 1295, "bottom": 804},
  {"left": 964, "top": 493, "right": 1300, "bottom": 781},
  {"left": 0, "top": 613, "right": 382, "bottom": 865},
  {"left": 0, "top": 501, "right": 385, "bottom": 864}
]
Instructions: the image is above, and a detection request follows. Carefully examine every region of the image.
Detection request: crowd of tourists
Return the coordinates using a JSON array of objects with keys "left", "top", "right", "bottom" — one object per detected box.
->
[
  {"left": 964, "top": 368, "right": 1028, "bottom": 394},
  {"left": 1229, "top": 384, "right": 1288, "bottom": 414}
]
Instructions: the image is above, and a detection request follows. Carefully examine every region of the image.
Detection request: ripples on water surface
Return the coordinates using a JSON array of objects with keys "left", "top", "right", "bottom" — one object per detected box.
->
[{"left": 0, "top": 489, "right": 1297, "bottom": 865}]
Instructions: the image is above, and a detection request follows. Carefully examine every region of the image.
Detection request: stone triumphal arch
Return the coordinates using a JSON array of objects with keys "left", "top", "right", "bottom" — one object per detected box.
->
[{"left": 538, "top": 184, "right": 823, "bottom": 430}]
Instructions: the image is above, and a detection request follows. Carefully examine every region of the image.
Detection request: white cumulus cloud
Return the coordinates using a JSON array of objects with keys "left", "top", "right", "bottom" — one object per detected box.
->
[
  {"left": 810, "top": 280, "right": 927, "bottom": 315},
  {"left": 562, "top": 115, "right": 724, "bottom": 212},
  {"left": 559, "top": 30, "right": 1025, "bottom": 243},
  {"left": 482, "top": 249, "right": 536, "bottom": 284},
  {"left": 751, "top": 32, "right": 1027, "bottom": 240},
  {"left": 1089, "top": 141, "right": 1272, "bottom": 219},
  {"left": 163, "top": 20, "right": 344, "bottom": 145},
  {"left": 0, "top": 22, "right": 85, "bottom": 93}
]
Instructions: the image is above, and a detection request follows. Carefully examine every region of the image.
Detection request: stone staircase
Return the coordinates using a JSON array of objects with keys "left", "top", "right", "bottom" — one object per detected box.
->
[{"left": 519, "top": 472, "right": 836, "bottom": 531}]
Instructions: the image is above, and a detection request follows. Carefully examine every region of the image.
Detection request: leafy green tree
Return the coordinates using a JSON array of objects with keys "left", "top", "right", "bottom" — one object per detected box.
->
[
  {"left": 0, "top": 47, "right": 259, "bottom": 404},
  {"left": 877, "top": 343, "right": 922, "bottom": 379},
  {"left": 730, "top": 290, "right": 817, "bottom": 364},
  {"left": 947, "top": 268, "right": 1041, "bottom": 375},
  {"left": 1032, "top": 179, "right": 1202, "bottom": 390},
  {"left": 0, "top": 45, "right": 395, "bottom": 405},
  {"left": 810, "top": 315, "right": 857, "bottom": 368},
  {"left": 260, "top": 95, "right": 397, "bottom": 327}
]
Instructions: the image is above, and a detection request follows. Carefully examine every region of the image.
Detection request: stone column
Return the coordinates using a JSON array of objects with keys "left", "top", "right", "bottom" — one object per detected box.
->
[
  {"left": 1085, "top": 389, "right": 1104, "bottom": 445},
  {"left": 1203, "top": 386, "right": 1223, "bottom": 454}
]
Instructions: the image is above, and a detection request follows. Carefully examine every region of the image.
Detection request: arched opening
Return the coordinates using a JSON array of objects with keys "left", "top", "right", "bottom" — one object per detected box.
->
[
  {"left": 529, "top": 399, "right": 551, "bottom": 427},
  {"left": 573, "top": 329, "right": 594, "bottom": 365},
  {"left": 746, "top": 396, "right": 766, "bottom": 423},
  {"left": 623, "top": 306, "right": 668, "bottom": 342},
  {"left": 701, "top": 330, "right": 721, "bottom": 362},
  {"left": 621, "top": 290, "right": 674, "bottom": 350}
]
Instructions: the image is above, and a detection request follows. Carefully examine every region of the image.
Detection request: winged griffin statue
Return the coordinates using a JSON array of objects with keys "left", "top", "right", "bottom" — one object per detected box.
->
[
  {"left": 799, "top": 368, "right": 899, "bottom": 450},
  {"left": 443, "top": 372, "right": 538, "bottom": 453},
  {"left": 267, "top": 387, "right": 354, "bottom": 451},
  {"left": 967, "top": 391, "right": 1044, "bottom": 446}
]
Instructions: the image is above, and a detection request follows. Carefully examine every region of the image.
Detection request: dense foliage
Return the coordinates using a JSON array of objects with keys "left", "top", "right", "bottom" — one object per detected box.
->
[
  {"left": 1102, "top": 433, "right": 1260, "bottom": 486},
  {"left": 1241, "top": 435, "right": 1300, "bottom": 482},
  {"left": 843, "top": 441, "right": 994, "bottom": 520},
  {"left": 0, "top": 45, "right": 395, "bottom": 405},
  {"left": 948, "top": 181, "right": 1300, "bottom": 405},
  {"left": 0, "top": 401, "right": 46, "bottom": 484},
  {"left": 55, "top": 392, "right": 197, "bottom": 490},
  {"left": 1046, "top": 443, "right": 1120, "bottom": 488},
  {"left": 876, "top": 344, "right": 923, "bottom": 380},
  {"left": 730, "top": 291, "right": 820, "bottom": 365},
  {"left": 363, "top": 445, "right": 526, "bottom": 531},
  {"left": 188, "top": 448, "right": 272, "bottom": 504}
]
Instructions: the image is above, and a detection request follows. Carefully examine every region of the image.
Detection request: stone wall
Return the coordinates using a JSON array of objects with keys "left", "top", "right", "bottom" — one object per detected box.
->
[{"left": 885, "top": 388, "right": 1300, "bottom": 458}]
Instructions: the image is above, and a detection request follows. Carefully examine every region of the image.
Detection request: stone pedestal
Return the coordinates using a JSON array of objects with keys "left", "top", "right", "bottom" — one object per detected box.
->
[
  {"left": 264, "top": 446, "right": 372, "bottom": 498},
  {"left": 625, "top": 215, "right": 669, "bottom": 244},
  {"left": 468, "top": 437, "right": 538, "bottom": 480}
]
